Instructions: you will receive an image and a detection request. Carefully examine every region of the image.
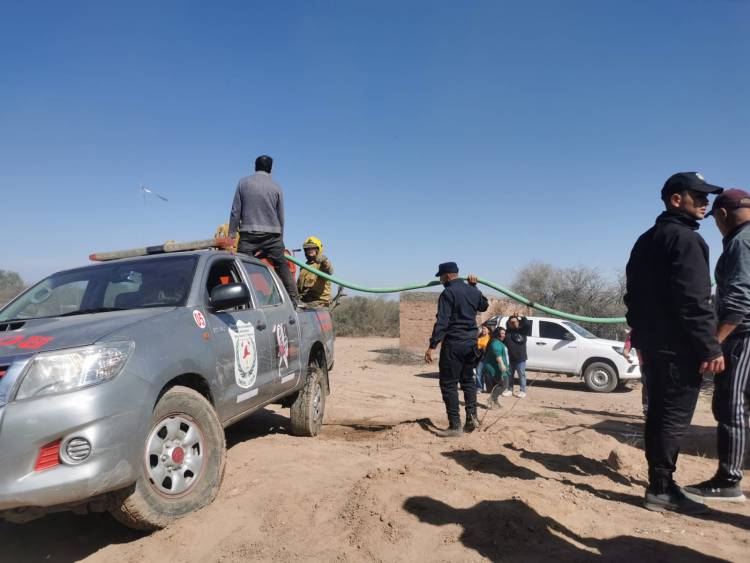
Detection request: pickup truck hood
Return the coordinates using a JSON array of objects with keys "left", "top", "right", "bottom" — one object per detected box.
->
[
  {"left": 0, "top": 309, "right": 173, "bottom": 359},
  {"left": 589, "top": 338, "right": 624, "bottom": 348}
]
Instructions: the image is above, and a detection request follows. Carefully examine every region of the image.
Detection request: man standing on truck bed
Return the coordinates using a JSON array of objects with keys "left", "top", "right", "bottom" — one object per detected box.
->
[
  {"left": 229, "top": 155, "right": 300, "bottom": 303},
  {"left": 625, "top": 171, "right": 725, "bottom": 515},
  {"left": 425, "top": 262, "right": 489, "bottom": 437},
  {"left": 297, "top": 236, "right": 334, "bottom": 307}
]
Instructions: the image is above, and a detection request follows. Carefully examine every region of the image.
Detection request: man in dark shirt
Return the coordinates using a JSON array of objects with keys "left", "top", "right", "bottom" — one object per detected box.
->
[
  {"left": 504, "top": 314, "right": 532, "bottom": 398},
  {"left": 425, "top": 262, "right": 489, "bottom": 437},
  {"left": 229, "top": 155, "right": 299, "bottom": 303},
  {"left": 686, "top": 189, "right": 750, "bottom": 503},
  {"left": 625, "top": 172, "right": 725, "bottom": 515}
]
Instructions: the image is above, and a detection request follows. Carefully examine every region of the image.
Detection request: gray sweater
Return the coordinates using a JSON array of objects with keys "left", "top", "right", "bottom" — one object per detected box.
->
[
  {"left": 228, "top": 171, "right": 284, "bottom": 236},
  {"left": 716, "top": 221, "right": 750, "bottom": 336}
]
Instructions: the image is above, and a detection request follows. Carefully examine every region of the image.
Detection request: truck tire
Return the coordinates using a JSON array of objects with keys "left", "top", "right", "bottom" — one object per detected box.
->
[
  {"left": 290, "top": 365, "right": 327, "bottom": 437},
  {"left": 583, "top": 362, "right": 618, "bottom": 393},
  {"left": 109, "top": 386, "right": 226, "bottom": 530}
]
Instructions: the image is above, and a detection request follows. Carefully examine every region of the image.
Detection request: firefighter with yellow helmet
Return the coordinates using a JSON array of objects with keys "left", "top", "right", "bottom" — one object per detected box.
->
[{"left": 297, "top": 236, "right": 334, "bottom": 307}]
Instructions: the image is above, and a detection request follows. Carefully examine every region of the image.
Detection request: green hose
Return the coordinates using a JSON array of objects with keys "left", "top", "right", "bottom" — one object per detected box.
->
[{"left": 286, "top": 254, "right": 627, "bottom": 325}]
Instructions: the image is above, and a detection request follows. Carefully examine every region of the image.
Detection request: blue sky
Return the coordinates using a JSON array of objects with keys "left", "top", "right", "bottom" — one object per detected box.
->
[{"left": 1, "top": 1, "right": 748, "bottom": 296}]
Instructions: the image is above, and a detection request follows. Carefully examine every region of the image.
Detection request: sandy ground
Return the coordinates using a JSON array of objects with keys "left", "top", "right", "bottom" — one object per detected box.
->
[{"left": 1, "top": 337, "right": 748, "bottom": 562}]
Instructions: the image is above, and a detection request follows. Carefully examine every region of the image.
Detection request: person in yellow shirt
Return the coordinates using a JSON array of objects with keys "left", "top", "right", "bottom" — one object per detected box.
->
[
  {"left": 297, "top": 236, "right": 334, "bottom": 307},
  {"left": 475, "top": 324, "right": 491, "bottom": 392}
]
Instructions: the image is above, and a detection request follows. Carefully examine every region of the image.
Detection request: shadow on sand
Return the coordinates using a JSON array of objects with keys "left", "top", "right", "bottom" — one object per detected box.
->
[
  {"left": 443, "top": 446, "right": 750, "bottom": 532},
  {"left": 404, "top": 495, "right": 727, "bottom": 562}
]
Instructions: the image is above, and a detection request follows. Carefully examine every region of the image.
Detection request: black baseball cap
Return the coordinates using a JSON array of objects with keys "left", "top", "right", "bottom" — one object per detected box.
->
[
  {"left": 661, "top": 172, "right": 724, "bottom": 199},
  {"left": 435, "top": 262, "right": 459, "bottom": 277}
]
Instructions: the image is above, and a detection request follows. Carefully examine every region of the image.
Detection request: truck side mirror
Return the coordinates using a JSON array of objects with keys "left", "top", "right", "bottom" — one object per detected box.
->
[
  {"left": 563, "top": 332, "right": 576, "bottom": 340},
  {"left": 210, "top": 283, "right": 251, "bottom": 310}
]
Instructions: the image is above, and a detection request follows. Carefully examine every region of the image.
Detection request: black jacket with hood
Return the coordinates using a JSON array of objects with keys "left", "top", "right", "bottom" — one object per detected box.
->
[
  {"left": 624, "top": 210, "right": 721, "bottom": 363},
  {"left": 505, "top": 316, "right": 532, "bottom": 362}
]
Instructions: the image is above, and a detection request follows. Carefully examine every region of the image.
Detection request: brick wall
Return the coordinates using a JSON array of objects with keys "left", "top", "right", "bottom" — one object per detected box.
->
[
  {"left": 399, "top": 292, "right": 439, "bottom": 351},
  {"left": 399, "top": 291, "right": 533, "bottom": 351}
]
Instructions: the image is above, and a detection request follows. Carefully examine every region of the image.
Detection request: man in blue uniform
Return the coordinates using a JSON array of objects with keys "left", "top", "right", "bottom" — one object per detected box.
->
[{"left": 425, "top": 262, "right": 489, "bottom": 437}]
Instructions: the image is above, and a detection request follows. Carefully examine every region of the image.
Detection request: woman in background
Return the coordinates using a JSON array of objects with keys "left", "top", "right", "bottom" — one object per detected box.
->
[
  {"left": 484, "top": 326, "right": 509, "bottom": 407},
  {"left": 475, "top": 325, "right": 491, "bottom": 392}
]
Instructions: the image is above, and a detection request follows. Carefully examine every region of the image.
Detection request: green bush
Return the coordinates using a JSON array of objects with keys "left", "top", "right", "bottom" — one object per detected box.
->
[{"left": 331, "top": 296, "right": 399, "bottom": 337}]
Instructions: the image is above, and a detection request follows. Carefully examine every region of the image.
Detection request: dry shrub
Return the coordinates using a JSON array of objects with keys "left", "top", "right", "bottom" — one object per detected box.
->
[
  {"left": 511, "top": 262, "right": 627, "bottom": 340},
  {"left": 331, "top": 296, "right": 399, "bottom": 337},
  {"left": 0, "top": 270, "right": 25, "bottom": 308}
]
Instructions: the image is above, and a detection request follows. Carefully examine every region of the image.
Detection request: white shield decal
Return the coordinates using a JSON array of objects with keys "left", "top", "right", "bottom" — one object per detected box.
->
[{"left": 229, "top": 320, "right": 258, "bottom": 389}]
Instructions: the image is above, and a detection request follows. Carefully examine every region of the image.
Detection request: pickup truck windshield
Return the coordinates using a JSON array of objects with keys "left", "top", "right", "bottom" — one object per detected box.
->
[
  {"left": 0, "top": 256, "right": 197, "bottom": 321},
  {"left": 562, "top": 321, "right": 597, "bottom": 339}
]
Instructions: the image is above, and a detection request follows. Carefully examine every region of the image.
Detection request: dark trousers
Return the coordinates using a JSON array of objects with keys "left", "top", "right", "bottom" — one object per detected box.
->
[
  {"left": 438, "top": 340, "right": 478, "bottom": 427},
  {"left": 237, "top": 232, "right": 299, "bottom": 301},
  {"left": 714, "top": 334, "right": 750, "bottom": 484},
  {"left": 642, "top": 352, "right": 702, "bottom": 493}
]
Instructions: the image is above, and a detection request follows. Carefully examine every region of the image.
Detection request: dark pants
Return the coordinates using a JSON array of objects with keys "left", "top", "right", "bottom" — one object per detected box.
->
[
  {"left": 237, "top": 232, "right": 299, "bottom": 301},
  {"left": 642, "top": 352, "right": 702, "bottom": 493},
  {"left": 714, "top": 334, "right": 750, "bottom": 484},
  {"left": 438, "top": 340, "right": 478, "bottom": 427}
]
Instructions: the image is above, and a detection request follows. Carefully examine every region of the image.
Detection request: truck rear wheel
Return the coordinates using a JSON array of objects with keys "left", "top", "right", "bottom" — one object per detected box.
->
[
  {"left": 290, "top": 365, "right": 327, "bottom": 436},
  {"left": 109, "top": 386, "right": 226, "bottom": 530},
  {"left": 583, "top": 362, "right": 618, "bottom": 393}
]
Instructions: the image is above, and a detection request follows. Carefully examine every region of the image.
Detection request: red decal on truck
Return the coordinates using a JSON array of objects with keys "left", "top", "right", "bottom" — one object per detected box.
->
[
  {"left": 315, "top": 311, "right": 333, "bottom": 332},
  {"left": 0, "top": 335, "right": 54, "bottom": 349},
  {"left": 0, "top": 336, "right": 24, "bottom": 347},
  {"left": 18, "top": 336, "right": 55, "bottom": 350}
]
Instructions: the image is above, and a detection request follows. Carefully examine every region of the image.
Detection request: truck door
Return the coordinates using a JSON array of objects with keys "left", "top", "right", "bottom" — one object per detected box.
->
[
  {"left": 535, "top": 320, "right": 579, "bottom": 373},
  {"left": 202, "top": 257, "right": 273, "bottom": 421},
  {"left": 240, "top": 260, "right": 302, "bottom": 397}
]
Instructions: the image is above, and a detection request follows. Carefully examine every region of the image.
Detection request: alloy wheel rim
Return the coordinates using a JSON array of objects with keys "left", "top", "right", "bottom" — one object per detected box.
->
[
  {"left": 145, "top": 414, "right": 205, "bottom": 496},
  {"left": 312, "top": 383, "right": 323, "bottom": 422},
  {"left": 591, "top": 369, "right": 610, "bottom": 387}
]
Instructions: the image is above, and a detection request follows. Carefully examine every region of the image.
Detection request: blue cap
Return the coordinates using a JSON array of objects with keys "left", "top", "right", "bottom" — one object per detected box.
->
[{"left": 435, "top": 262, "right": 459, "bottom": 277}]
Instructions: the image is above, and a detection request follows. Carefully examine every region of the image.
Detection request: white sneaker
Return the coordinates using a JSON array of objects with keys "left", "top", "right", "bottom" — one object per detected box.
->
[
  {"left": 501, "top": 390, "right": 512, "bottom": 397},
  {"left": 517, "top": 392, "right": 526, "bottom": 398}
]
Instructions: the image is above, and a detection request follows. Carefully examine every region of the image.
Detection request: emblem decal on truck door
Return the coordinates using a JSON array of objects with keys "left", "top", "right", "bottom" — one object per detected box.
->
[
  {"left": 192, "top": 310, "right": 206, "bottom": 329},
  {"left": 272, "top": 323, "right": 289, "bottom": 376},
  {"left": 228, "top": 320, "right": 258, "bottom": 388}
]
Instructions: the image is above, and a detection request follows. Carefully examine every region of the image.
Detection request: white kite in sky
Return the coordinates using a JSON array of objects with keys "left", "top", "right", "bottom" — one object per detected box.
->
[{"left": 140, "top": 184, "right": 169, "bottom": 203}]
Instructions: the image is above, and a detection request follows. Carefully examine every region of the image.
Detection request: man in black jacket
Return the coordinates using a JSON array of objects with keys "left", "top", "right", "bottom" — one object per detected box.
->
[
  {"left": 625, "top": 171, "right": 725, "bottom": 515},
  {"left": 425, "top": 262, "right": 489, "bottom": 437},
  {"left": 504, "top": 314, "right": 532, "bottom": 398}
]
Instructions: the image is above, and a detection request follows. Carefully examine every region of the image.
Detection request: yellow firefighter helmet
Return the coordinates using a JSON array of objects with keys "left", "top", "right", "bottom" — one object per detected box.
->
[{"left": 303, "top": 236, "right": 323, "bottom": 253}]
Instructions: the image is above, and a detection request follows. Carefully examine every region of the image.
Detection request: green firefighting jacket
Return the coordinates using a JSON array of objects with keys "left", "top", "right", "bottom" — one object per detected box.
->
[{"left": 297, "top": 255, "right": 334, "bottom": 304}]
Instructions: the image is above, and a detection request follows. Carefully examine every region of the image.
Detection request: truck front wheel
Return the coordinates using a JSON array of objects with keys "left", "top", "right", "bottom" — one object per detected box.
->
[
  {"left": 290, "top": 365, "right": 327, "bottom": 436},
  {"left": 583, "top": 362, "right": 618, "bottom": 393},
  {"left": 109, "top": 386, "right": 226, "bottom": 530}
]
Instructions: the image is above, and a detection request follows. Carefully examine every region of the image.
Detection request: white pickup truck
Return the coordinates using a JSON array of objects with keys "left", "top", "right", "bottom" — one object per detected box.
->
[{"left": 486, "top": 316, "right": 641, "bottom": 393}]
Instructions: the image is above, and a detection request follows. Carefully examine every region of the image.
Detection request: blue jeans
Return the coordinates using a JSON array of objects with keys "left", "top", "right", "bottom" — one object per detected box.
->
[
  {"left": 509, "top": 361, "right": 527, "bottom": 393},
  {"left": 475, "top": 361, "right": 485, "bottom": 390}
]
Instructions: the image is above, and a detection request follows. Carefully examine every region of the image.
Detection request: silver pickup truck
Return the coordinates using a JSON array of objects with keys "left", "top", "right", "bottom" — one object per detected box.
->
[{"left": 0, "top": 248, "right": 334, "bottom": 529}]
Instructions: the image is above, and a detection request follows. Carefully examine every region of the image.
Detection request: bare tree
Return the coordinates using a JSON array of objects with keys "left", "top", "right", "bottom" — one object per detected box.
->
[
  {"left": 0, "top": 270, "right": 25, "bottom": 307},
  {"left": 510, "top": 262, "right": 627, "bottom": 339}
]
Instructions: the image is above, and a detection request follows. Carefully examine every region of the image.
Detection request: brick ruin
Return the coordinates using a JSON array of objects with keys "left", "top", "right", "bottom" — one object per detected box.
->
[{"left": 399, "top": 291, "right": 533, "bottom": 352}]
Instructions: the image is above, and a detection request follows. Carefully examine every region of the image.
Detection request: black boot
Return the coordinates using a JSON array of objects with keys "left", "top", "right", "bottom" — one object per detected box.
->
[
  {"left": 439, "top": 421, "right": 464, "bottom": 438},
  {"left": 464, "top": 414, "right": 480, "bottom": 433}
]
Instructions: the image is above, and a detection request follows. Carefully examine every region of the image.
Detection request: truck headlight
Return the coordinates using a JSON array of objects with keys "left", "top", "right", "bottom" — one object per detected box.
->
[
  {"left": 15, "top": 342, "right": 134, "bottom": 400},
  {"left": 612, "top": 346, "right": 637, "bottom": 363}
]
